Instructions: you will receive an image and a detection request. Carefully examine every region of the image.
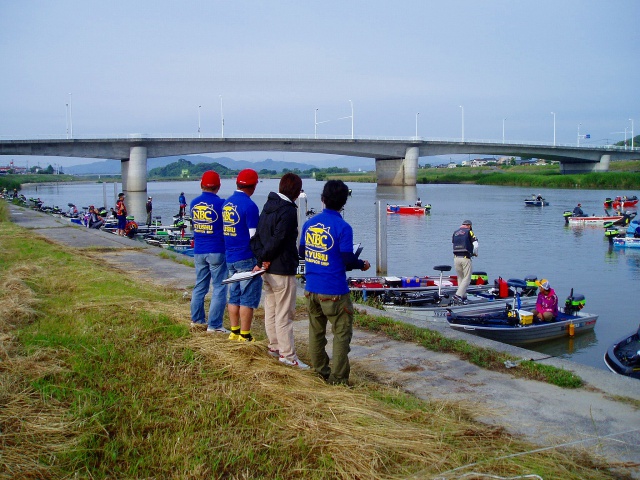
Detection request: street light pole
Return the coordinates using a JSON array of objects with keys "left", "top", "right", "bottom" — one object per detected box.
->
[
  {"left": 577, "top": 123, "right": 581, "bottom": 147},
  {"left": 625, "top": 127, "right": 628, "bottom": 150},
  {"left": 415, "top": 112, "right": 419, "bottom": 139},
  {"left": 219, "top": 96, "right": 224, "bottom": 138},
  {"left": 198, "top": 105, "right": 201, "bottom": 138},
  {"left": 502, "top": 118, "right": 506, "bottom": 144},
  {"left": 459, "top": 105, "right": 464, "bottom": 142},
  {"left": 68, "top": 93, "right": 73, "bottom": 138},
  {"left": 315, "top": 108, "right": 318, "bottom": 139},
  {"left": 551, "top": 112, "right": 556, "bottom": 146},
  {"left": 65, "top": 103, "right": 70, "bottom": 139},
  {"left": 630, "top": 118, "right": 635, "bottom": 149},
  {"left": 349, "top": 100, "right": 354, "bottom": 139}
]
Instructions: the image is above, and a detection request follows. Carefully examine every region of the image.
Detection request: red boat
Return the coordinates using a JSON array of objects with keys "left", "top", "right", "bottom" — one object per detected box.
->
[
  {"left": 604, "top": 196, "right": 638, "bottom": 211},
  {"left": 386, "top": 204, "right": 431, "bottom": 215}
]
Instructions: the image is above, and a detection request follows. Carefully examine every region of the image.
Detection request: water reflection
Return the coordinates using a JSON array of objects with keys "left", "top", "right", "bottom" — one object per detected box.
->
[{"left": 528, "top": 330, "right": 597, "bottom": 359}]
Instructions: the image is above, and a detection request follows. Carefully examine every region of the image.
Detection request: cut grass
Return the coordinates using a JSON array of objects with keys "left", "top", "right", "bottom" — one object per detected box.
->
[{"left": 0, "top": 222, "right": 628, "bottom": 479}]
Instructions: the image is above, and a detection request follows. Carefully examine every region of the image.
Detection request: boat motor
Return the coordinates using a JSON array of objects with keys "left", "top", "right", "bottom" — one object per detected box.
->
[
  {"left": 563, "top": 211, "right": 573, "bottom": 225},
  {"left": 564, "top": 288, "right": 585, "bottom": 315}
]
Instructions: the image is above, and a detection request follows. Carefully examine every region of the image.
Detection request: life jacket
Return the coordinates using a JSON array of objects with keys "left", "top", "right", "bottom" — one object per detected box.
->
[{"left": 453, "top": 227, "right": 473, "bottom": 256}]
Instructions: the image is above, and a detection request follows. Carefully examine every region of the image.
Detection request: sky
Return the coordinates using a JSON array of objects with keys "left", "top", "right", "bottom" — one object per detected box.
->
[{"left": 1, "top": 0, "right": 639, "bottom": 168}]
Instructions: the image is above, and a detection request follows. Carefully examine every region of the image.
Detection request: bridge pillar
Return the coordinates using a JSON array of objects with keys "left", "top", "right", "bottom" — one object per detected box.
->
[
  {"left": 123, "top": 146, "right": 148, "bottom": 192},
  {"left": 560, "top": 154, "right": 610, "bottom": 174},
  {"left": 375, "top": 146, "right": 419, "bottom": 186}
]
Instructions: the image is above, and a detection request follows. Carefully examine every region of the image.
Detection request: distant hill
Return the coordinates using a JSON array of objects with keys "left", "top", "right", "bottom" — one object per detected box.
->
[{"left": 65, "top": 155, "right": 374, "bottom": 175}]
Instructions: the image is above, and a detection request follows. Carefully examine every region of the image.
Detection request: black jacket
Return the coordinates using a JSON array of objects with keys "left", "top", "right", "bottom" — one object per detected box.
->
[{"left": 250, "top": 192, "right": 299, "bottom": 275}]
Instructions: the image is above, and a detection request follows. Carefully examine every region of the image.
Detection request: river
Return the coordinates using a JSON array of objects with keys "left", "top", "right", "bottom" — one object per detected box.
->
[{"left": 20, "top": 178, "right": 640, "bottom": 372}]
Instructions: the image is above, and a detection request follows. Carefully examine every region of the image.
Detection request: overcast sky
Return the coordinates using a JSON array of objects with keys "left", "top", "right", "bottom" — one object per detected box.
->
[{"left": 1, "top": 0, "right": 639, "bottom": 167}]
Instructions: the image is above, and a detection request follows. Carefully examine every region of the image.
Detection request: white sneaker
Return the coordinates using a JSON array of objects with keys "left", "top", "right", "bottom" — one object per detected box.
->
[
  {"left": 268, "top": 348, "right": 280, "bottom": 358},
  {"left": 206, "top": 326, "right": 231, "bottom": 334},
  {"left": 279, "top": 356, "right": 310, "bottom": 369}
]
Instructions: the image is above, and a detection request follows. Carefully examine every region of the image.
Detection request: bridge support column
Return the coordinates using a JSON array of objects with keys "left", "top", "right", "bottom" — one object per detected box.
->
[
  {"left": 560, "top": 154, "right": 610, "bottom": 174},
  {"left": 122, "top": 146, "right": 148, "bottom": 192},
  {"left": 375, "top": 146, "right": 419, "bottom": 186}
]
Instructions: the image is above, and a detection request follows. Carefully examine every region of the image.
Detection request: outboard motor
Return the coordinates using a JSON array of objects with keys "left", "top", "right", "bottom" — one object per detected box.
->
[
  {"left": 523, "top": 275, "right": 538, "bottom": 296},
  {"left": 604, "top": 226, "right": 623, "bottom": 244},
  {"left": 604, "top": 197, "right": 613, "bottom": 210},
  {"left": 564, "top": 289, "right": 586, "bottom": 315},
  {"left": 563, "top": 211, "right": 573, "bottom": 225}
]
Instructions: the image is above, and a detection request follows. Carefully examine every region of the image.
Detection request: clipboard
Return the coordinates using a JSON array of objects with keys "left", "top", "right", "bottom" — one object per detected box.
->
[{"left": 221, "top": 269, "right": 265, "bottom": 285}]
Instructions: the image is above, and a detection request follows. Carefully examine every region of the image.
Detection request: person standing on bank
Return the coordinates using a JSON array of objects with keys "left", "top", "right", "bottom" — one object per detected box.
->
[
  {"left": 250, "top": 173, "right": 309, "bottom": 368},
  {"left": 300, "top": 180, "right": 371, "bottom": 385},
  {"left": 190, "top": 171, "right": 230, "bottom": 334},
  {"left": 145, "top": 196, "right": 153, "bottom": 226},
  {"left": 223, "top": 169, "right": 262, "bottom": 342},
  {"left": 452, "top": 219, "right": 479, "bottom": 305},
  {"left": 178, "top": 192, "right": 187, "bottom": 218},
  {"left": 116, "top": 192, "right": 127, "bottom": 236}
]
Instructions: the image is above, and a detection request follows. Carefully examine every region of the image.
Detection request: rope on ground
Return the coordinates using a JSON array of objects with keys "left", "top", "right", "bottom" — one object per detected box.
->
[{"left": 429, "top": 427, "right": 640, "bottom": 479}]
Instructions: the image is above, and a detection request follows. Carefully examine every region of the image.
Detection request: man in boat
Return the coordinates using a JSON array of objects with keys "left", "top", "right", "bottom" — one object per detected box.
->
[
  {"left": 189, "top": 170, "right": 230, "bottom": 334},
  {"left": 532, "top": 279, "right": 558, "bottom": 322},
  {"left": 572, "top": 203, "right": 585, "bottom": 217},
  {"left": 87, "top": 205, "right": 105, "bottom": 229},
  {"left": 452, "top": 219, "right": 479, "bottom": 305},
  {"left": 415, "top": 197, "right": 422, "bottom": 207},
  {"left": 300, "top": 180, "right": 370, "bottom": 385},
  {"left": 223, "top": 169, "right": 262, "bottom": 342},
  {"left": 178, "top": 192, "right": 187, "bottom": 218}
]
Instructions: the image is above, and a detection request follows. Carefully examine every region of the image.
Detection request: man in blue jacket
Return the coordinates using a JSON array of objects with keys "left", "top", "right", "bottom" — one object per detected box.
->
[
  {"left": 190, "top": 171, "right": 229, "bottom": 333},
  {"left": 299, "top": 180, "right": 370, "bottom": 385},
  {"left": 223, "top": 169, "right": 262, "bottom": 342}
]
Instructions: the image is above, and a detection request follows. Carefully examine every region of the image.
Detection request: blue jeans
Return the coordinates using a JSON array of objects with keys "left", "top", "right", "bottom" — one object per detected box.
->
[
  {"left": 191, "top": 252, "right": 228, "bottom": 329},
  {"left": 227, "top": 257, "right": 262, "bottom": 309}
]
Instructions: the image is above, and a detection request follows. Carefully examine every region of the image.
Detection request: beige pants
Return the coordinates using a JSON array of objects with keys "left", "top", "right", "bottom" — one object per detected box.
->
[
  {"left": 262, "top": 273, "right": 298, "bottom": 360},
  {"left": 454, "top": 256, "right": 472, "bottom": 298}
]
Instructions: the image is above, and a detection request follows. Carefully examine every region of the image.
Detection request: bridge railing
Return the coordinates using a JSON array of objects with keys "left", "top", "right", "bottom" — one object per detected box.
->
[{"left": 0, "top": 133, "right": 637, "bottom": 151}]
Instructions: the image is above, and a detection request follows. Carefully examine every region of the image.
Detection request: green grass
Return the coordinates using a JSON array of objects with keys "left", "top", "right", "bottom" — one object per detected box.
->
[
  {"left": 0, "top": 222, "right": 625, "bottom": 479},
  {"left": 353, "top": 311, "right": 583, "bottom": 388}
]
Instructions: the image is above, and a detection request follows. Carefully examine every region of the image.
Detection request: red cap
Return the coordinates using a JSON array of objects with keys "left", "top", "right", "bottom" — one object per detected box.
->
[
  {"left": 237, "top": 169, "right": 259, "bottom": 186},
  {"left": 201, "top": 170, "right": 221, "bottom": 188}
]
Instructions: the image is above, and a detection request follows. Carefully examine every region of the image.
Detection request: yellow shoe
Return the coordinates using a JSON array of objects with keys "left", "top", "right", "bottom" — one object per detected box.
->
[
  {"left": 228, "top": 332, "right": 240, "bottom": 340},
  {"left": 237, "top": 335, "right": 255, "bottom": 342}
]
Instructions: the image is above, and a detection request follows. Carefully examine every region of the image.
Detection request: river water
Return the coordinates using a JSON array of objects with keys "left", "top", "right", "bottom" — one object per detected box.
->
[{"left": 21, "top": 179, "right": 640, "bottom": 372}]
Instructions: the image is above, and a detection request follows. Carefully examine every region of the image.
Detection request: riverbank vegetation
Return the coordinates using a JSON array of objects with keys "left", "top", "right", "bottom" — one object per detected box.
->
[
  {"left": 0, "top": 221, "right": 624, "bottom": 479},
  {"left": 320, "top": 160, "right": 640, "bottom": 189},
  {"left": 3, "top": 160, "right": 640, "bottom": 193}
]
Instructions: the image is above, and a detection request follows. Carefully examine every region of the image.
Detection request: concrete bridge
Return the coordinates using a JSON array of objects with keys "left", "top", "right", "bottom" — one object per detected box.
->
[{"left": 1, "top": 135, "right": 638, "bottom": 191}]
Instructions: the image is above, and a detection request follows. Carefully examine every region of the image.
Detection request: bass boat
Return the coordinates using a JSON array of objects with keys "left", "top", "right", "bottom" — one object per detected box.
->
[
  {"left": 603, "top": 324, "right": 640, "bottom": 379},
  {"left": 446, "top": 280, "right": 597, "bottom": 345},
  {"left": 564, "top": 211, "right": 628, "bottom": 226},
  {"left": 524, "top": 195, "right": 549, "bottom": 207},
  {"left": 386, "top": 204, "right": 431, "bottom": 215},
  {"left": 604, "top": 196, "right": 638, "bottom": 211}
]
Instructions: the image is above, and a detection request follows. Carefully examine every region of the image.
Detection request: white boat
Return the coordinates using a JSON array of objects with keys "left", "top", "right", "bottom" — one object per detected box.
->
[{"left": 612, "top": 236, "right": 640, "bottom": 248}]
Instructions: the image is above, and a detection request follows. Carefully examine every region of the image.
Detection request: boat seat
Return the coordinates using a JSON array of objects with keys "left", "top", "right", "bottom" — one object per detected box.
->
[
  {"left": 506, "top": 278, "right": 527, "bottom": 289},
  {"left": 433, "top": 265, "right": 452, "bottom": 272}
]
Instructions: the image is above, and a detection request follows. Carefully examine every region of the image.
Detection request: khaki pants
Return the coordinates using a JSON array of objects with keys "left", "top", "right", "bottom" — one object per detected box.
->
[
  {"left": 454, "top": 256, "right": 472, "bottom": 298},
  {"left": 263, "top": 273, "right": 298, "bottom": 360},
  {"left": 305, "top": 291, "right": 354, "bottom": 385}
]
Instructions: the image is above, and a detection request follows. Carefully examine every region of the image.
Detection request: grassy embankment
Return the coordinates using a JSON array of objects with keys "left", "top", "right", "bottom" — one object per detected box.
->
[
  {"left": 320, "top": 161, "right": 640, "bottom": 189},
  {"left": 0, "top": 209, "right": 629, "bottom": 479}
]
